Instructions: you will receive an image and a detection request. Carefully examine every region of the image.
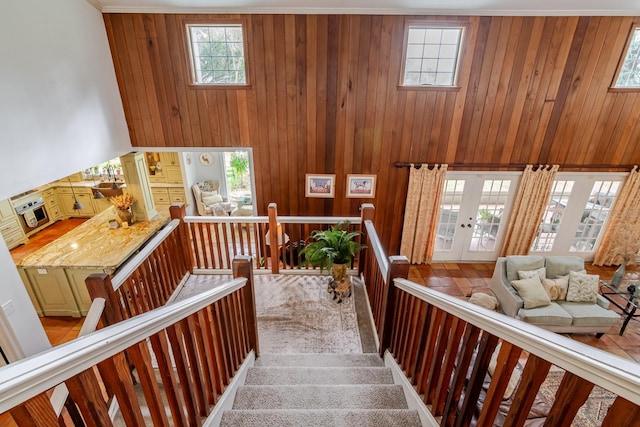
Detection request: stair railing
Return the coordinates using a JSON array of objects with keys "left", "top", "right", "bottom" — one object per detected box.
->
[{"left": 0, "top": 275, "right": 256, "bottom": 426}]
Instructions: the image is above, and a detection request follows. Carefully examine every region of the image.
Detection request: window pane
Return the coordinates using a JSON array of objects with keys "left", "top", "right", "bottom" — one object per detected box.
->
[
  {"left": 403, "top": 25, "right": 463, "bottom": 87},
  {"left": 188, "top": 24, "right": 247, "bottom": 85},
  {"left": 570, "top": 181, "right": 621, "bottom": 252},
  {"left": 436, "top": 179, "right": 465, "bottom": 251},
  {"left": 531, "top": 180, "right": 574, "bottom": 252},
  {"left": 614, "top": 27, "right": 640, "bottom": 88},
  {"left": 470, "top": 180, "right": 510, "bottom": 252}
]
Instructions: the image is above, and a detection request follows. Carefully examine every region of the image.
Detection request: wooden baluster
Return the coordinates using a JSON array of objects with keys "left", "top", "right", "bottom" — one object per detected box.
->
[
  {"left": 441, "top": 324, "right": 481, "bottom": 427},
  {"left": 475, "top": 341, "right": 521, "bottom": 425},
  {"left": 189, "top": 223, "right": 203, "bottom": 269},
  {"left": 166, "top": 322, "right": 200, "bottom": 425},
  {"left": 212, "top": 223, "right": 223, "bottom": 270},
  {"left": 182, "top": 316, "right": 209, "bottom": 416},
  {"left": 233, "top": 256, "right": 259, "bottom": 356},
  {"left": 390, "top": 291, "right": 408, "bottom": 355},
  {"left": 268, "top": 203, "right": 279, "bottom": 273},
  {"left": 425, "top": 312, "right": 454, "bottom": 403},
  {"left": 97, "top": 352, "right": 146, "bottom": 427},
  {"left": 544, "top": 372, "right": 595, "bottom": 427},
  {"left": 602, "top": 397, "right": 640, "bottom": 426},
  {"left": 126, "top": 341, "right": 171, "bottom": 426},
  {"left": 379, "top": 256, "right": 410, "bottom": 357},
  {"left": 212, "top": 300, "right": 233, "bottom": 382},
  {"left": 503, "top": 354, "right": 552, "bottom": 427},
  {"left": 406, "top": 299, "right": 428, "bottom": 381},
  {"left": 9, "top": 394, "right": 59, "bottom": 427},
  {"left": 432, "top": 316, "right": 467, "bottom": 416},
  {"left": 149, "top": 330, "right": 188, "bottom": 427},
  {"left": 65, "top": 368, "right": 113, "bottom": 426},
  {"left": 203, "top": 304, "right": 227, "bottom": 393},
  {"left": 203, "top": 223, "right": 214, "bottom": 269},
  {"left": 195, "top": 309, "right": 219, "bottom": 404}
]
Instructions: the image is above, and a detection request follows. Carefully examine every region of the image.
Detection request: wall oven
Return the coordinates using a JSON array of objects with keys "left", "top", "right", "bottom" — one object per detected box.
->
[{"left": 15, "top": 197, "right": 50, "bottom": 233}]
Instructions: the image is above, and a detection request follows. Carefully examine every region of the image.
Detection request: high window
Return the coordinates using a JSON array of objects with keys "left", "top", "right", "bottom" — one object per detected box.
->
[
  {"left": 402, "top": 24, "right": 464, "bottom": 87},
  {"left": 186, "top": 24, "right": 247, "bottom": 85},
  {"left": 613, "top": 27, "right": 640, "bottom": 88}
]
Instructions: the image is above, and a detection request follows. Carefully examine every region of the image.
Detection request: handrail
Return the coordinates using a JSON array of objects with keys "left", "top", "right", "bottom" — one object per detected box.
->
[
  {"left": 394, "top": 278, "right": 640, "bottom": 405},
  {"left": 110, "top": 219, "right": 180, "bottom": 289},
  {"left": 365, "top": 220, "right": 388, "bottom": 279},
  {"left": 183, "top": 215, "right": 269, "bottom": 224},
  {"left": 0, "top": 278, "right": 246, "bottom": 413},
  {"left": 277, "top": 216, "right": 361, "bottom": 224}
]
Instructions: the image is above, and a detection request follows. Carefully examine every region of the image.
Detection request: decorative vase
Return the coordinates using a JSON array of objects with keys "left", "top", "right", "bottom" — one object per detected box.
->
[
  {"left": 610, "top": 258, "right": 626, "bottom": 288},
  {"left": 116, "top": 208, "right": 134, "bottom": 226}
]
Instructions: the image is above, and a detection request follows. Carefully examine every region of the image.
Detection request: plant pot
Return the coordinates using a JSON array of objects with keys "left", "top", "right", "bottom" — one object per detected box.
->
[{"left": 331, "top": 263, "right": 348, "bottom": 284}]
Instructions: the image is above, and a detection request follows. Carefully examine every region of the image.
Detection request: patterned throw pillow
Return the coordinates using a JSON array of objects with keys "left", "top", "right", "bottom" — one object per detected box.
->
[
  {"left": 566, "top": 271, "right": 599, "bottom": 303},
  {"left": 202, "top": 194, "right": 223, "bottom": 205},
  {"left": 468, "top": 292, "right": 498, "bottom": 311},
  {"left": 511, "top": 276, "right": 551, "bottom": 309},
  {"left": 541, "top": 278, "right": 560, "bottom": 300},
  {"left": 518, "top": 267, "right": 546, "bottom": 280}
]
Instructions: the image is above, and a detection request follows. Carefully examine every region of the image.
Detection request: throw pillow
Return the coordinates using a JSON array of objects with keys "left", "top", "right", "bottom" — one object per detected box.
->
[
  {"left": 566, "top": 271, "right": 599, "bottom": 303},
  {"left": 511, "top": 276, "right": 551, "bottom": 309},
  {"left": 518, "top": 267, "right": 546, "bottom": 280},
  {"left": 488, "top": 342, "right": 521, "bottom": 400},
  {"left": 540, "top": 278, "right": 560, "bottom": 300},
  {"left": 468, "top": 292, "right": 498, "bottom": 311},
  {"left": 201, "top": 190, "right": 218, "bottom": 198},
  {"left": 202, "top": 194, "right": 223, "bottom": 205}
]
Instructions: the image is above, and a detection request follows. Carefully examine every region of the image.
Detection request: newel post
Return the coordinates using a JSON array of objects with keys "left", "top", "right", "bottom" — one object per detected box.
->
[
  {"left": 379, "top": 255, "right": 410, "bottom": 357},
  {"left": 85, "top": 273, "right": 125, "bottom": 326},
  {"left": 170, "top": 203, "right": 194, "bottom": 273},
  {"left": 267, "top": 203, "right": 279, "bottom": 274},
  {"left": 233, "top": 256, "right": 259, "bottom": 357},
  {"left": 359, "top": 203, "right": 375, "bottom": 275}
]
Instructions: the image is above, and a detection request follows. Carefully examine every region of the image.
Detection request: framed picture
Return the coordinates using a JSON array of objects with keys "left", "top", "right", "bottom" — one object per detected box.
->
[
  {"left": 346, "top": 174, "right": 376, "bottom": 198},
  {"left": 305, "top": 174, "right": 336, "bottom": 198},
  {"left": 199, "top": 152, "right": 214, "bottom": 166}
]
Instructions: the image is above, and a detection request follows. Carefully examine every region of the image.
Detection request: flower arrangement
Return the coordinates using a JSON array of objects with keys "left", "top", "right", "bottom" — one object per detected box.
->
[{"left": 112, "top": 193, "right": 135, "bottom": 210}]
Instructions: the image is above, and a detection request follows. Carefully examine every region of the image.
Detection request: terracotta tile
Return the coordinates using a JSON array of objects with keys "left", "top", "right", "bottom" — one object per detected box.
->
[
  {"left": 448, "top": 269, "right": 465, "bottom": 278},
  {"left": 453, "top": 277, "right": 472, "bottom": 287}
]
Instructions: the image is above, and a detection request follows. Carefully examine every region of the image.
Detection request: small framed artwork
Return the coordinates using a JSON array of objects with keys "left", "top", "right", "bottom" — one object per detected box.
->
[
  {"left": 199, "top": 152, "right": 214, "bottom": 166},
  {"left": 305, "top": 174, "right": 336, "bottom": 198},
  {"left": 346, "top": 174, "right": 376, "bottom": 198}
]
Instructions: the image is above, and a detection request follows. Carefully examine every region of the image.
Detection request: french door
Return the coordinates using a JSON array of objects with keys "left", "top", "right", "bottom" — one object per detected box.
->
[{"left": 432, "top": 172, "right": 519, "bottom": 262}]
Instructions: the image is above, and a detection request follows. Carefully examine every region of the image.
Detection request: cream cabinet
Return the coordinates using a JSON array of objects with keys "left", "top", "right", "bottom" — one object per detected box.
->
[
  {"left": 152, "top": 187, "right": 186, "bottom": 211},
  {"left": 58, "top": 187, "right": 96, "bottom": 218},
  {"left": 0, "top": 199, "right": 27, "bottom": 249},
  {"left": 145, "top": 152, "right": 183, "bottom": 184},
  {"left": 42, "top": 188, "right": 62, "bottom": 222}
]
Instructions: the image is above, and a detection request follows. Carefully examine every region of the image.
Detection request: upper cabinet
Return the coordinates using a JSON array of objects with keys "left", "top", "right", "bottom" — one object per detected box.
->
[{"left": 146, "top": 152, "right": 183, "bottom": 184}]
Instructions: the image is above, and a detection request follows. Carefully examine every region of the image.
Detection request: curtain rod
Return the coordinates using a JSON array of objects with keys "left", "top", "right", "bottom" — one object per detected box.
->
[{"left": 393, "top": 162, "right": 637, "bottom": 171}]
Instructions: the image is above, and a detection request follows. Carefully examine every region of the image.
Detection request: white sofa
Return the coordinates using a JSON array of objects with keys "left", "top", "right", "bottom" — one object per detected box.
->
[{"left": 489, "top": 255, "right": 620, "bottom": 336}]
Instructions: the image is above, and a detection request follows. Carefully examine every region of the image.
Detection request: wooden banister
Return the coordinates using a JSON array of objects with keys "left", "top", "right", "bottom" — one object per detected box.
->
[
  {"left": 85, "top": 274, "right": 124, "bottom": 326},
  {"left": 170, "top": 203, "right": 194, "bottom": 273},
  {"left": 233, "top": 256, "right": 259, "bottom": 357}
]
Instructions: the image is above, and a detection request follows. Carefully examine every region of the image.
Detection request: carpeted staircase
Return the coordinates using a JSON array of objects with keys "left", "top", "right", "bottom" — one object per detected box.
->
[{"left": 219, "top": 353, "right": 422, "bottom": 426}]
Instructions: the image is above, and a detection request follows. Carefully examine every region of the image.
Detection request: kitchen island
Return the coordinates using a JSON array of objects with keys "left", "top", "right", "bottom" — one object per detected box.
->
[{"left": 17, "top": 207, "right": 170, "bottom": 317}]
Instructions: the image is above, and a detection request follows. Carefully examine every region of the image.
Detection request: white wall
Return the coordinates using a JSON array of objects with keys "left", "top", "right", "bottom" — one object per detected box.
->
[
  {"left": 0, "top": 0, "right": 131, "bottom": 357},
  {"left": 0, "top": 0, "right": 131, "bottom": 200}
]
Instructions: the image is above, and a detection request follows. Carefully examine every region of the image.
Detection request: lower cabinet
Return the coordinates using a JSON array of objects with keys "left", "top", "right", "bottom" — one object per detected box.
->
[{"left": 22, "top": 268, "right": 82, "bottom": 317}]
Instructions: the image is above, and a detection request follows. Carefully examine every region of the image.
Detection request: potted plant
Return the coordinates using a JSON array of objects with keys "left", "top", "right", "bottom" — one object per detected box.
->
[{"left": 301, "top": 221, "right": 365, "bottom": 286}]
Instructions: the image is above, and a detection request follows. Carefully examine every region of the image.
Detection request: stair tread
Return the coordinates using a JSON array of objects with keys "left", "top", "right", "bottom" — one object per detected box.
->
[
  {"left": 220, "top": 409, "right": 422, "bottom": 427},
  {"left": 245, "top": 366, "right": 394, "bottom": 385},
  {"left": 233, "top": 384, "right": 408, "bottom": 410},
  {"left": 254, "top": 353, "right": 384, "bottom": 367}
]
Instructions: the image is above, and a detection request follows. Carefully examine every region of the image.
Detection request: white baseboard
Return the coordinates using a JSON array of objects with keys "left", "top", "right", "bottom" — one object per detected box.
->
[
  {"left": 203, "top": 350, "right": 255, "bottom": 427},
  {"left": 384, "top": 351, "right": 438, "bottom": 427},
  {"left": 356, "top": 274, "right": 380, "bottom": 352}
]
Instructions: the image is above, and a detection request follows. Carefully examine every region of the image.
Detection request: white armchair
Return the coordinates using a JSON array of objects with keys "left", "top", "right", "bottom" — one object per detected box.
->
[{"left": 191, "top": 180, "right": 227, "bottom": 216}]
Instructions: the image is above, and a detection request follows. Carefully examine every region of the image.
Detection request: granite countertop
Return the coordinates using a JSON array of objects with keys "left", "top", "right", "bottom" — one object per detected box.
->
[{"left": 18, "top": 208, "right": 170, "bottom": 272}]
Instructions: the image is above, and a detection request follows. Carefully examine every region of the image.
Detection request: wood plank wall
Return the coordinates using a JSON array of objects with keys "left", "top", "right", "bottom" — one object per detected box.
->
[{"left": 104, "top": 14, "right": 640, "bottom": 254}]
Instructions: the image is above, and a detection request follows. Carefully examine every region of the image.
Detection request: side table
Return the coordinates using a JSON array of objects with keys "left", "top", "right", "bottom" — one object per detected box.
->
[{"left": 599, "top": 280, "right": 639, "bottom": 336}]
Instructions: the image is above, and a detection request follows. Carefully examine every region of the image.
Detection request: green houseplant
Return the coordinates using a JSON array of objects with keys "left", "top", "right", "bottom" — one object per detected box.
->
[{"left": 301, "top": 222, "right": 365, "bottom": 284}]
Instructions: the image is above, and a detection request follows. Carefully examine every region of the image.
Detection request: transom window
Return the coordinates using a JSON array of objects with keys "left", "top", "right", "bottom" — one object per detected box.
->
[
  {"left": 402, "top": 25, "right": 464, "bottom": 87},
  {"left": 187, "top": 24, "right": 247, "bottom": 85},
  {"left": 613, "top": 27, "right": 640, "bottom": 88}
]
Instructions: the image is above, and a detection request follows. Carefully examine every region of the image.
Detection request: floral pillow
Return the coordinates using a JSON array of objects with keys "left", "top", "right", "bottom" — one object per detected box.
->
[
  {"left": 566, "top": 271, "right": 599, "bottom": 303},
  {"left": 518, "top": 267, "right": 546, "bottom": 280}
]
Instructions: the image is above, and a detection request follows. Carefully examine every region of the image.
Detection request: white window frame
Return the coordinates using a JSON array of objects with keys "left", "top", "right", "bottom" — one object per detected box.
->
[
  {"left": 186, "top": 23, "right": 249, "bottom": 87},
  {"left": 400, "top": 22, "right": 466, "bottom": 88},
  {"left": 612, "top": 25, "right": 640, "bottom": 89}
]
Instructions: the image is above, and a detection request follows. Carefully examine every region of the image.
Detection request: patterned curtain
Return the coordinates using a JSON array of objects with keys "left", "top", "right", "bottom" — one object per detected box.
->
[
  {"left": 400, "top": 164, "right": 448, "bottom": 264},
  {"left": 594, "top": 166, "right": 640, "bottom": 266},
  {"left": 501, "top": 164, "right": 559, "bottom": 256}
]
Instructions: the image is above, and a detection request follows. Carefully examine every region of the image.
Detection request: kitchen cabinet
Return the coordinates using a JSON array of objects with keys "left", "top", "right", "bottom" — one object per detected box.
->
[
  {"left": 152, "top": 187, "right": 186, "bottom": 211},
  {"left": 57, "top": 188, "right": 96, "bottom": 218},
  {"left": 145, "top": 152, "right": 183, "bottom": 184},
  {"left": 0, "top": 199, "right": 27, "bottom": 249},
  {"left": 42, "top": 188, "right": 62, "bottom": 222}
]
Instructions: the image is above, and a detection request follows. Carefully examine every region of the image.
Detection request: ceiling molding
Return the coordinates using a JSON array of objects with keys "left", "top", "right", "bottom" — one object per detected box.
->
[{"left": 98, "top": 6, "right": 640, "bottom": 16}]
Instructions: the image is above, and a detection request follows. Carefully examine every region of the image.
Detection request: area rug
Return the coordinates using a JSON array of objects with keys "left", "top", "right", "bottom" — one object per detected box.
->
[
  {"left": 254, "top": 275, "right": 362, "bottom": 354},
  {"left": 537, "top": 370, "right": 616, "bottom": 426}
]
